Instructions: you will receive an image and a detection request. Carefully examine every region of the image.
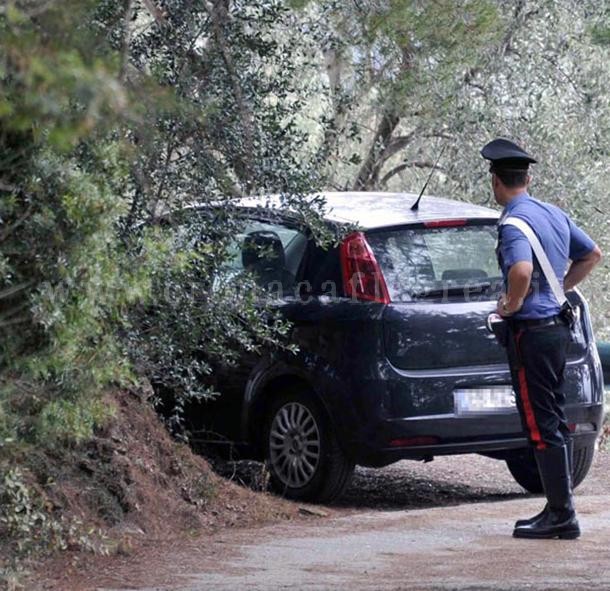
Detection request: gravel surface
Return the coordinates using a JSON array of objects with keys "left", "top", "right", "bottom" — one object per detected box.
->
[{"left": 150, "top": 494, "right": 610, "bottom": 591}]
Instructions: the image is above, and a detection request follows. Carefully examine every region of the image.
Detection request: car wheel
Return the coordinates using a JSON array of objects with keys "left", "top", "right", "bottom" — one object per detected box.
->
[
  {"left": 264, "top": 387, "right": 354, "bottom": 503},
  {"left": 506, "top": 443, "right": 595, "bottom": 493}
]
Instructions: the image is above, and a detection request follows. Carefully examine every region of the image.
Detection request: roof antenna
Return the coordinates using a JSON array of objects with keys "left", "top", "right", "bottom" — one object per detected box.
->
[{"left": 410, "top": 143, "right": 448, "bottom": 211}]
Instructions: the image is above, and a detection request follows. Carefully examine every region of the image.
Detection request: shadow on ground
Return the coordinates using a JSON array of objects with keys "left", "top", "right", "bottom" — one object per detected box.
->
[
  {"left": 336, "top": 463, "right": 527, "bottom": 510},
  {"left": 210, "top": 455, "right": 531, "bottom": 512}
]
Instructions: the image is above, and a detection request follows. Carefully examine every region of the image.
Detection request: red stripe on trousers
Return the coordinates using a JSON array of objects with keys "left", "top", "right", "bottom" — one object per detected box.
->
[{"left": 515, "top": 330, "right": 547, "bottom": 450}]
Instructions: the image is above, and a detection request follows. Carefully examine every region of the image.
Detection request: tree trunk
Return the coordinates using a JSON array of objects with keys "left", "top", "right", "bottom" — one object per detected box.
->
[{"left": 353, "top": 110, "right": 400, "bottom": 190}]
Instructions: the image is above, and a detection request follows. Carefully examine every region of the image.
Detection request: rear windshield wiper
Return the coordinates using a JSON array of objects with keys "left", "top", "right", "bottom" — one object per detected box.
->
[{"left": 411, "top": 282, "right": 492, "bottom": 299}]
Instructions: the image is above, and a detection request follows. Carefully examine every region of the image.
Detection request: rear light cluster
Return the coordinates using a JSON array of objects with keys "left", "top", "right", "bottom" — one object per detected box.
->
[{"left": 340, "top": 232, "right": 390, "bottom": 304}]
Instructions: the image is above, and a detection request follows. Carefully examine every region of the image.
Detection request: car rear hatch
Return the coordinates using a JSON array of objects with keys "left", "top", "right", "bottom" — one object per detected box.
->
[
  {"left": 364, "top": 219, "right": 589, "bottom": 407},
  {"left": 366, "top": 219, "right": 508, "bottom": 371}
]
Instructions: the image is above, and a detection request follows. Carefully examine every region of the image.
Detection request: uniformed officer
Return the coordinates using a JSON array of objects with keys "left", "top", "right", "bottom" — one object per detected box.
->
[{"left": 481, "top": 138, "right": 602, "bottom": 539}]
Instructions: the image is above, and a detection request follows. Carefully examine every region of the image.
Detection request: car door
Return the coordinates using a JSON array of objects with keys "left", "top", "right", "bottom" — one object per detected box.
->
[{"left": 195, "top": 214, "right": 309, "bottom": 446}]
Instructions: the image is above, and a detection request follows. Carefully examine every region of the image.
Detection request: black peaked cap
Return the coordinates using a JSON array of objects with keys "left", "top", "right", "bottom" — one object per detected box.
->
[{"left": 481, "top": 138, "right": 537, "bottom": 171}]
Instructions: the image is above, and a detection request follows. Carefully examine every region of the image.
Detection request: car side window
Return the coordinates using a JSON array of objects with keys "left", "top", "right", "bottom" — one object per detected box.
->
[
  {"left": 221, "top": 219, "right": 308, "bottom": 296},
  {"left": 303, "top": 243, "right": 343, "bottom": 297}
]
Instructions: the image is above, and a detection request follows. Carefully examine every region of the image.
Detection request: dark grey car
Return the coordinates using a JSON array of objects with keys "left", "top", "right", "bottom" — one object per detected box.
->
[{"left": 186, "top": 192, "right": 604, "bottom": 502}]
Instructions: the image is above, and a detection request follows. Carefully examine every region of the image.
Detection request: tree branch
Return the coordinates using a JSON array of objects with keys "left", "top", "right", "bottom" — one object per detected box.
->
[
  {"left": 0, "top": 181, "right": 20, "bottom": 193},
  {"left": 0, "top": 0, "right": 59, "bottom": 17},
  {"left": 380, "top": 132, "right": 416, "bottom": 163},
  {"left": 380, "top": 161, "right": 444, "bottom": 187},
  {"left": 205, "top": 0, "right": 255, "bottom": 189},
  {"left": 0, "top": 201, "right": 33, "bottom": 244},
  {"left": 352, "top": 42, "right": 414, "bottom": 190},
  {"left": 353, "top": 110, "right": 400, "bottom": 190},
  {"left": 119, "top": 0, "right": 135, "bottom": 82},
  {"left": 141, "top": 0, "right": 167, "bottom": 26},
  {"left": 0, "top": 282, "right": 34, "bottom": 301}
]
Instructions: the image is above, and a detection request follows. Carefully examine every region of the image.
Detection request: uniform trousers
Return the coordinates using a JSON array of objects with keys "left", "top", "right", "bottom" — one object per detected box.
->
[{"left": 506, "top": 319, "right": 571, "bottom": 449}]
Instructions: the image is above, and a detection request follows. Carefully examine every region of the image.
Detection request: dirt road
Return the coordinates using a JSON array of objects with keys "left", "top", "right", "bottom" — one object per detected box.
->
[
  {"left": 121, "top": 495, "right": 609, "bottom": 591},
  {"left": 48, "top": 452, "right": 610, "bottom": 591}
]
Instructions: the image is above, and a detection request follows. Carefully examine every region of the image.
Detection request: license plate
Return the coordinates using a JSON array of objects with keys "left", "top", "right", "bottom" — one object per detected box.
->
[{"left": 454, "top": 387, "right": 516, "bottom": 415}]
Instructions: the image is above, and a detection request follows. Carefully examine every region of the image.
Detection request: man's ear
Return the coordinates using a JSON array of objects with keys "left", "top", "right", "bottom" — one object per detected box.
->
[{"left": 526, "top": 174, "right": 532, "bottom": 187}]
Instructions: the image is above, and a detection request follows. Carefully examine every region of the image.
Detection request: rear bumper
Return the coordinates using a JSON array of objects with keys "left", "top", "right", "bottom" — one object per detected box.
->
[{"left": 350, "top": 403, "right": 603, "bottom": 467}]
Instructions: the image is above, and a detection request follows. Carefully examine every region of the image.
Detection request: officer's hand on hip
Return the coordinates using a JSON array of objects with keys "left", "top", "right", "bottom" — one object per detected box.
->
[{"left": 497, "top": 293, "right": 519, "bottom": 317}]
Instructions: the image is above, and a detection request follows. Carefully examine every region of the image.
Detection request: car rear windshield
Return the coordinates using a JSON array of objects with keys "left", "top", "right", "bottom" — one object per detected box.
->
[{"left": 366, "top": 223, "right": 502, "bottom": 301}]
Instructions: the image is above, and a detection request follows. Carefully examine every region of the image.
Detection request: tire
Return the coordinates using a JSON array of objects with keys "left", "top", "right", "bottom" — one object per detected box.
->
[
  {"left": 572, "top": 443, "right": 595, "bottom": 488},
  {"left": 506, "top": 443, "right": 595, "bottom": 493},
  {"left": 264, "top": 386, "right": 354, "bottom": 503},
  {"left": 506, "top": 449, "right": 543, "bottom": 493}
]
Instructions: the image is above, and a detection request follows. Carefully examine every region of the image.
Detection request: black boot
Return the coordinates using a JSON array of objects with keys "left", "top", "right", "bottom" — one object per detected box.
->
[
  {"left": 514, "top": 504, "right": 547, "bottom": 529},
  {"left": 513, "top": 444, "right": 580, "bottom": 539},
  {"left": 514, "top": 438, "right": 574, "bottom": 529}
]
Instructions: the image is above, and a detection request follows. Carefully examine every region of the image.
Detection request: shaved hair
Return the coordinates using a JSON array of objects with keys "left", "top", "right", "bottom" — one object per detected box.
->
[{"left": 492, "top": 168, "right": 529, "bottom": 188}]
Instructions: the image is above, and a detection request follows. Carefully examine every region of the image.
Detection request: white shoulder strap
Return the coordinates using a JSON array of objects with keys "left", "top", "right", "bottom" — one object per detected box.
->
[{"left": 502, "top": 216, "right": 567, "bottom": 306}]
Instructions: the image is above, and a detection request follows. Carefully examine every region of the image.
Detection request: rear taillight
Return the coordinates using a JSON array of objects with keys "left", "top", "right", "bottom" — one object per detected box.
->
[
  {"left": 423, "top": 219, "right": 467, "bottom": 228},
  {"left": 340, "top": 232, "right": 391, "bottom": 304}
]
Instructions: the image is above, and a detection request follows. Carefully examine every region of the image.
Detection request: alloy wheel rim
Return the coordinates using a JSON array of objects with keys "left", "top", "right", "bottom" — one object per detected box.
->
[{"left": 269, "top": 402, "right": 321, "bottom": 489}]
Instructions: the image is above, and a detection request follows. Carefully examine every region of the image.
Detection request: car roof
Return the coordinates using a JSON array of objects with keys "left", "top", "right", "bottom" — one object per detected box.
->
[{"left": 236, "top": 192, "right": 499, "bottom": 229}]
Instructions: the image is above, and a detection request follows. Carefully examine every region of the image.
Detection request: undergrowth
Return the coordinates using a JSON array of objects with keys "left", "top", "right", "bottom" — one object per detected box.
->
[{"left": 0, "top": 467, "right": 107, "bottom": 556}]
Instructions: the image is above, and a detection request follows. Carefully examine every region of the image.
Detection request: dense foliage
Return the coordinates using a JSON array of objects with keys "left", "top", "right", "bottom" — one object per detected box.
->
[{"left": 0, "top": 0, "right": 332, "bottom": 450}]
